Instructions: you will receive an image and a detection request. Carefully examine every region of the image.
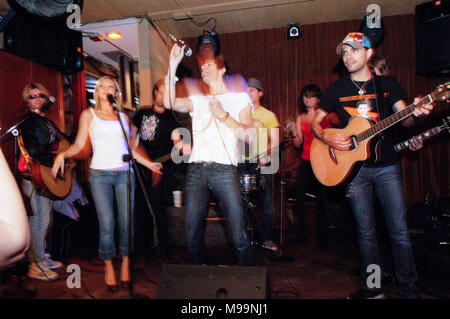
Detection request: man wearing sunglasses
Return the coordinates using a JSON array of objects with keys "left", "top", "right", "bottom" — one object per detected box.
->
[{"left": 19, "top": 83, "right": 64, "bottom": 281}]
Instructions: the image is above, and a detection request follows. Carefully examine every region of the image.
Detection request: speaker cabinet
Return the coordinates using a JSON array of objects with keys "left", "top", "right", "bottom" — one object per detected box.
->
[
  {"left": 157, "top": 264, "right": 268, "bottom": 299},
  {"left": 3, "top": 13, "right": 83, "bottom": 72},
  {"left": 416, "top": 1, "right": 450, "bottom": 76}
]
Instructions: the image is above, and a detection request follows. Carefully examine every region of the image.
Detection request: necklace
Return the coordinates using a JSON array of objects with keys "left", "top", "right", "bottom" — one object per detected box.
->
[{"left": 351, "top": 78, "right": 370, "bottom": 95}]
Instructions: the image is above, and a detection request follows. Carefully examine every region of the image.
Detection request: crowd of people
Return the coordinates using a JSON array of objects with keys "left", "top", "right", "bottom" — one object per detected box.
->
[{"left": 0, "top": 31, "right": 436, "bottom": 299}]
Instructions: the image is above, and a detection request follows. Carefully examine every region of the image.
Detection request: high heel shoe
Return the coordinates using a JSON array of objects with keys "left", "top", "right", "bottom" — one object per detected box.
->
[
  {"left": 120, "top": 280, "right": 131, "bottom": 289},
  {"left": 106, "top": 283, "right": 119, "bottom": 293}
]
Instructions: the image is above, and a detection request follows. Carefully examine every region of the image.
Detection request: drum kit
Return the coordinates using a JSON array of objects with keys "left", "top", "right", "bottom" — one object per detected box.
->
[
  {"left": 239, "top": 172, "right": 266, "bottom": 194},
  {"left": 237, "top": 166, "right": 262, "bottom": 244},
  {"left": 236, "top": 136, "right": 296, "bottom": 261}
]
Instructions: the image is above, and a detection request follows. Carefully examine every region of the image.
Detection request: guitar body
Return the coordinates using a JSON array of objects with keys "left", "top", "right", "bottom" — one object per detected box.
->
[
  {"left": 310, "top": 116, "right": 373, "bottom": 186},
  {"left": 31, "top": 139, "right": 73, "bottom": 199}
]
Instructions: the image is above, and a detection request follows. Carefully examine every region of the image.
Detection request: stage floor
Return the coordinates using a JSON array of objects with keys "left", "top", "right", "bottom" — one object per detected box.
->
[{"left": 1, "top": 232, "right": 448, "bottom": 300}]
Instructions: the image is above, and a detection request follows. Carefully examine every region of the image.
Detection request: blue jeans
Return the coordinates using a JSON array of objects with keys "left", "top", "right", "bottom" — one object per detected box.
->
[
  {"left": 22, "top": 179, "right": 54, "bottom": 263},
  {"left": 346, "top": 164, "right": 419, "bottom": 297},
  {"left": 185, "top": 162, "right": 256, "bottom": 266},
  {"left": 89, "top": 169, "right": 135, "bottom": 260}
]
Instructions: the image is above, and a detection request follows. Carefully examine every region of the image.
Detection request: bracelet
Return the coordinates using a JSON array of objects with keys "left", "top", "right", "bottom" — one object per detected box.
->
[{"left": 218, "top": 112, "right": 229, "bottom": 122}]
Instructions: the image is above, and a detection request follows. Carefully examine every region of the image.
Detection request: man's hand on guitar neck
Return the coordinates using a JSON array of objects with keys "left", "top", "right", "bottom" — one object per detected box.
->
[{"left": 412, "top": 97, "right": 434, "bottom": 118}]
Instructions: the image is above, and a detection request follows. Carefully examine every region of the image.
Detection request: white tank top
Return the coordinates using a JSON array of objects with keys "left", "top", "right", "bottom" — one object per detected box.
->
[{"left": 89, "top": 108, "right": 131, "bottom": 170}]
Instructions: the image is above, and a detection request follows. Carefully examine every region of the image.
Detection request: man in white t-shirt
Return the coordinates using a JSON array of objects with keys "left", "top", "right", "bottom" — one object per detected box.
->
[{"left": 163, "top": 42, "right": 256, "bottom": 266}]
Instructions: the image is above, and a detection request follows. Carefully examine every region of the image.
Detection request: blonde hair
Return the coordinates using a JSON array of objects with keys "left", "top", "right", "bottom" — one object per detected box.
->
[
  {"left": 93, "top": 76, "right": 123, "bottom": 111},
  {"left": 22, "top": 83, "right": 51, "bottom": 103},
  {"left": 22, "top": 83, "right": 52, "bottom": 112}
]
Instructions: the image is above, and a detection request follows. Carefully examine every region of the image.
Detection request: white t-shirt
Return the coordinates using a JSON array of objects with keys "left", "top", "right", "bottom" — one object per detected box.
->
[{"left": 188, "top": 92, "right": 251, "bottom": 165}]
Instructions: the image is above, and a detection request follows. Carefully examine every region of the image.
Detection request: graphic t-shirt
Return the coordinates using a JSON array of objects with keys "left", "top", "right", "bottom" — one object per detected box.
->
[
  {"left": 132, "top": 107, "right": 181, "bottom": 160},
  {"left": 319, "top": 75, "right": 408, "bottom": 165}
]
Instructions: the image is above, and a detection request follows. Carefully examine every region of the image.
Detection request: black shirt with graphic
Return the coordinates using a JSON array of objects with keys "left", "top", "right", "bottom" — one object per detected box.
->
[
  {"left": 319, "top": 75, "right": 408, "bottom": 166},
  {"left": 132, "top": 107, "right": 181, "bottom": 161}
]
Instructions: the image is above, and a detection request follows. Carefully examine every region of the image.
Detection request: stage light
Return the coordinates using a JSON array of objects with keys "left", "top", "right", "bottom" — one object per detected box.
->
[
  {"left": 106, "top": 32, "right": 122, "bottom": 40},
  {"left": 287, "top": 22, "right": 301, "bottom": 39}
]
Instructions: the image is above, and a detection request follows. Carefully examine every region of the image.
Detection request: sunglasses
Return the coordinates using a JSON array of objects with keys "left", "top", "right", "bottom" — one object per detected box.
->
[{"left": 28, "top": 94, "right": 47, "bottom": 100}]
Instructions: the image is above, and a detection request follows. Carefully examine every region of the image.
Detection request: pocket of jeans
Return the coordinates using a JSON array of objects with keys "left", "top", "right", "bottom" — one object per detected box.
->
[
  {"left": 215, "top": 163, "right": 232, "bottom": 172},
  {"left": 89, "top": 169, "right": 103, "bottom": 177},
  {"left": 187, "top": 162, "right": 199, "bottom": 174}
]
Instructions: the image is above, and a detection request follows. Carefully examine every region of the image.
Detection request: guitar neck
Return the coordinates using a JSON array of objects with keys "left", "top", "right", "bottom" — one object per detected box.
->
[
  {"left": 394, "top": 124, "right": 445, "bottom": 152},
  {"left": 154, "top": 153, "right": 171, "bottom": 164},
  {"left": 356, "top": 94, "right": 433, "bottom": 142},
  {"left": 248, "top": 136, "right": 295, "bottom": 162}
]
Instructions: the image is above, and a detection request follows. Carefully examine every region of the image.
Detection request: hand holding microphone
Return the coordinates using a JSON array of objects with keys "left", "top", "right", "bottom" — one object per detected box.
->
[{"left": 168, "top": 33, "right": 192, "bottom": 57}]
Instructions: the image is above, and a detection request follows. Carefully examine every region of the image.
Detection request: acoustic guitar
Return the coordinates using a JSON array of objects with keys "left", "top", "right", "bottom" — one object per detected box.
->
[
  {"left": 310, "top": 82, "right": 450, "bottom": 186},
  {"left": 394, "top": 116, "right": 449, "bottom": 152},
  {"left": 31, "top": 139, "right": 74, "bottom": 199}
]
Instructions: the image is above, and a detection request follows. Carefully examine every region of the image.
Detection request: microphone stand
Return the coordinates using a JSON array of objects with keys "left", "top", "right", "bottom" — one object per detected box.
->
[
  {"left": 0, "top": 117, "right": 30, "bottom": 175},
  {"left": 268, "top": 138, "right": 294, "bottom": 263},
  {"left": 114, "top": 108, "right": 158, "bottom": 299}
]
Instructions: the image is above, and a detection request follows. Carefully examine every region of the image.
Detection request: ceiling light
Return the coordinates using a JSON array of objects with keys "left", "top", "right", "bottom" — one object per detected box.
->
[{"left": 106, "top": 32, "right": 122, "bottom": 40}]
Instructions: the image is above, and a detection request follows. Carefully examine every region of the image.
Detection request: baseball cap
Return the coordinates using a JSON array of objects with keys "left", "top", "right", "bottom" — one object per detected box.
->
[
  {"left": 336, "top": 32, "right": 372, "bottom": 54},
  {"left": 247, "top": 77, "right": 264, "bottom": 93}
]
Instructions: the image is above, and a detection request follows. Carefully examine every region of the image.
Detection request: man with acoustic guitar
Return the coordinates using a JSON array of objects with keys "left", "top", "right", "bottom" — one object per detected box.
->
[
  {"left": 19, "top": 83, "right": 64, "bottom": 281},
  {"left": 310, "top": 32, "right": 434, "bottom": 299}
]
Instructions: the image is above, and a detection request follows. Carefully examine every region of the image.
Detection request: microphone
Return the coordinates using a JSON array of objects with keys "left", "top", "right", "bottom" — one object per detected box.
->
[
  {"left": 107, "top": 94, "right": 120, "bottom": 113},
  {"left": 107, "top": 94, "right": 116, "bottom": 105},
  {"left": 168, "top": 33, "right": 192, "bottom": 57},
  {"left": 39, "top": 95, "right": 55, "bottom": 113}
]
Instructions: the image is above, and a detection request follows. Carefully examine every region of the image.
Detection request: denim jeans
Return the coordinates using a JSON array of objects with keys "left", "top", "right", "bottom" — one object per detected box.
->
[
  {"left": 22, "top": 179, "right": 54, "bottom": 263},
  {"left": 89, "top": 169, "right": 135, "bottom": 260},
  {"left": 185, "top": 162, "right": 256, "bottom": 266},
  {"left": 346, "top": 164, "right": 419, "bottom": 297}
]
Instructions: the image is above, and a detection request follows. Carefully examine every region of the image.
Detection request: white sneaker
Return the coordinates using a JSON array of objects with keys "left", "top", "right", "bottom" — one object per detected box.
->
[
  {"left": 261, "top": 240, "right": 279, "bottom": 252},
  {"left": 44, "top": 253, "right": 63, "bottom": 269},
  {"left": 28, "top": 261, "right": 59, "bottom": 281}
]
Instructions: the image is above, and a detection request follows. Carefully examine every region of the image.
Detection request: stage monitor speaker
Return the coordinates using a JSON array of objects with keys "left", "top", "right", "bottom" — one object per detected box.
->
[
  {"left": 416, "top": 0, "right": 450, "bottom": 77},
  {"left": 157, "top": 264, "right": 268, "bottom": 299},
  {"left": 3, "top": 13, "right": 83, "bottom": 72}
]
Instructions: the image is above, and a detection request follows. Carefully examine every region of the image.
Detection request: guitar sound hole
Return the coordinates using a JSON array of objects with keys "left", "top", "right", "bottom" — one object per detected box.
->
[{"left": 349, "top": 136, "right": 358, "bottom": 150}]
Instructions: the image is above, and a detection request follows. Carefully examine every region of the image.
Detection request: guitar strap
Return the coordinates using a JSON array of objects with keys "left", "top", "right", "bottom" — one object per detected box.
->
[
  {"left": 372, "top": 73, "right": 387, "bottom": 121},
  {"left": 372, "top": 73, "right": 388, "bottom": 162},
  {"left": 17, "top": 134, "right": 33, "bottom": 175}
]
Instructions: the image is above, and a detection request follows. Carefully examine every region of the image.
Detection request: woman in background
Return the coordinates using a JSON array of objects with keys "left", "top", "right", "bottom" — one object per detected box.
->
[
  {"left": 52, "top": 76, "right": 162, "bottom": 292},
  {"left": 291, "top": 84, "right": 338, "bottom": 247}
]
